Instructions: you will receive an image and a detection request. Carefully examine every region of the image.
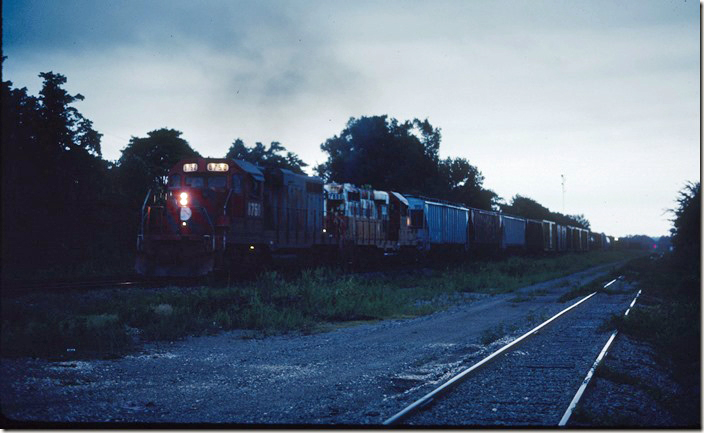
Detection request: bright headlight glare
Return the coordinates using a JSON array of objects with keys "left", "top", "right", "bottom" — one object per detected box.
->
[{"left": 179, "top": 192, "right": 189, "bottom": 206}]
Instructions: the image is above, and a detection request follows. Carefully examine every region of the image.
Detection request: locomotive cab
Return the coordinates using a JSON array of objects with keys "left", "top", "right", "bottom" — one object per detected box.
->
[{"left": 136, "top": 157, "right": 265, "bottom": 276}]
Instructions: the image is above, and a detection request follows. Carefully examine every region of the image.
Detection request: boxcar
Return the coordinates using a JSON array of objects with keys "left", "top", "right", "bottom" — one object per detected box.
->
[
  {"left": 580, "top": 229, "right": 589, "bottom": 251},
  {"left": 526, "top": 219, "right": 544, "bottom": 253},
  {"left": 542, "top": 220, "right": 556, "bottom": 251},
  {"left": 469, "top": 208, "right": 502, "bottom": 253},
  {"left": 556, "top": 224, "right": 568, "bottom": 251},
  {"left": 566, "top": 226, "right": 574, "bottom": 251},
  {"left": 501, "top": 215, "right": 527, "bottom": 251}
]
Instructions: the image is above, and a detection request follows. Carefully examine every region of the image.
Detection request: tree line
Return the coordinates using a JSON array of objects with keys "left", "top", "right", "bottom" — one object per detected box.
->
[{"left": 3, "top": 66, "right": 605, "bottom": 279}]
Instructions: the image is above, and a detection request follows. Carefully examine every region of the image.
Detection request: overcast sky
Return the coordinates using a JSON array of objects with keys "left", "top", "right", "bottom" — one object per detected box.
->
[{"left": 2, "top": 0, "right": 700, "bottom": 238}]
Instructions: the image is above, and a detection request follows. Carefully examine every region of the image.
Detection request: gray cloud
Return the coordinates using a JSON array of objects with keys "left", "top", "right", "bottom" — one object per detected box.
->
[{"left": 1, "top": 0, "right": 698, "bottom": 237}]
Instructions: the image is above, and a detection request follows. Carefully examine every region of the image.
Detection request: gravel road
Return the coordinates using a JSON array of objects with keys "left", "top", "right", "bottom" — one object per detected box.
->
[{"left": 1, "top": 262, "right": 625, "bottom": 426}]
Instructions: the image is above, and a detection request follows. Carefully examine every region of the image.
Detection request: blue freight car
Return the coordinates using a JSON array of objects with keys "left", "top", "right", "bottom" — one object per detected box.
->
[
  {"left": 404, "top": 196, "right": 469, "bottom": 251},
  {"left": 501, "top": 215, "right": 527, "bottom": 251}
]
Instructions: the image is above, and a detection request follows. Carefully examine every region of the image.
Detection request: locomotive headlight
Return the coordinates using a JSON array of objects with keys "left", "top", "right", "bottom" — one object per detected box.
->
[{"left": 179, "top": 192, "right": 189, "bottom": 206}]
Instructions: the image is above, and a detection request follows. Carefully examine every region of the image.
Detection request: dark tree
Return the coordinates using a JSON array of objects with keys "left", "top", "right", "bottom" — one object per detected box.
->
[
  {"left": 500, "top": 194, "right": 590, "bottom": 229},
  {"left": 225, "top": 139, "right": 307, "bottom": 174},
  {"left": 316, "top": 115, "right": 500, "bottom": 210},
  {"left": 315, "top": 115, "right": 439, "bottom": 193},
  {"left": 438, "top": 157, "right": 498, "bottom": 210},
  {"left": 2, "top": 72, "right": 42, "bottom": 275},
  {"left": 567, "top": 214, "right": 591, "bottom": 230},
  {"left": 116, "top": 128, "right": 200, "bottom": 202},
  {"left": 670, "top": 181, "right": 700, "bottom": 270},
  {"left": 1, "top": 66, "right": 113, "bottom": 277},
  {"left": 37, "top": 71, "right": 101, "bottom": 158},
  {"left": 500, "top": 195, "right": 551, "bottom": 219},
  {"left": 618, "top": 235, "right": 656, "bottom": 250}
]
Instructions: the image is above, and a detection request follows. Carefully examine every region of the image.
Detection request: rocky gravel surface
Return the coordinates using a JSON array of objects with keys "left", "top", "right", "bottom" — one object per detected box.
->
[
  {"left": 1, "top": 262, "right": 628, "bottom": 426},
  {"left": 403, "top": 288, "right": 637, "bottom": 426},
  {"left": 568, "top": 335, "right": 681, "bottom": 427},
  {"left": 568, "top": 305, "right": 700, "bottom": 428}
]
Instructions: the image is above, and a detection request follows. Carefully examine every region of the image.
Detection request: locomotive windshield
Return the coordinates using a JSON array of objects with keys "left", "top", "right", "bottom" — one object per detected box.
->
[
  {"left": 207, "top": 176, "right": 227, "bottom": 189},
  {"left": 168, "top": 174, "right": 180, "bottom": 187},
  {"left": 185, "top": 175, "right": 204, "bottom": 188},
  {"left": 232, "top": 174, "right": 242, "bottom": 193}
]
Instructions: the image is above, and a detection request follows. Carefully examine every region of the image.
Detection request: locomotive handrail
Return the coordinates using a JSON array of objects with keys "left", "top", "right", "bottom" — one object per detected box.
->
[
  {"left": 198, "top": 206, "right": 217, "bottom": 252},
  {"left": 139, "top": 188, "right": 152, "bottom": 237},
  {"left": 198, "top": 206, "right": 216, "bottom": 236},
  {"left": 223, "top": 188, "right": 233, "bottom": 217}
]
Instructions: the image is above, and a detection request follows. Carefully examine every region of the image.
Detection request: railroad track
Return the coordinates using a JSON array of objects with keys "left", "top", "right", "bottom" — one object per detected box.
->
[
  {"left": 383, "top": 277, "right": 640, "bottom": 426},
  {"left": 0, "top": 276, "right": 203, "bottom": 296}
]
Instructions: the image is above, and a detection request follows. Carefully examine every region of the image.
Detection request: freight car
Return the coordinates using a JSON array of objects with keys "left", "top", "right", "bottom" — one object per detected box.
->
[
  {"left": 468, "top": 208, "right": 501, "bottom": 255},
  {"left": 136, "top": 157, "right": 607, "bottom": 276},
  {"left": 404, "top": 196, "right": 469, "bottom": 254},
  {"left": 500, "top": 215, "right": 527, "bottom": 252}
]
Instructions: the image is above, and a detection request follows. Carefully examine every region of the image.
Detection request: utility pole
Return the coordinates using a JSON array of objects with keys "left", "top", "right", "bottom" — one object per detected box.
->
[{"left": 561, "top": 174, "right": 566, "bottom": 213}]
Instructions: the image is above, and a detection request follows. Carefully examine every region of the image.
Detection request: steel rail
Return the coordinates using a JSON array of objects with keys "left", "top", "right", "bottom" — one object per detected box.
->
[
  {"left": 2, "top": 279, "right": 142, "bottom": 294},
  {"left": 558, "top": 288, "right": 642, "bottom": 427},
  {"left": 1, "top": 277, "right": 206, "bottom": 295},
  {"left": 382, "top": 278, "right": 619, "bottom": 425}
]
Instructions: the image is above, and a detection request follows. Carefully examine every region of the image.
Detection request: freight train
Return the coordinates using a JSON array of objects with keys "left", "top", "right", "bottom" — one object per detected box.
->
[{"left": 135, "top": 157, "right": 612, "bottom": 276}]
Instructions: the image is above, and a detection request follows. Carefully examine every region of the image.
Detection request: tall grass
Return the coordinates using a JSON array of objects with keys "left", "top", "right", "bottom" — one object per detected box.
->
[{"left": 1, "top": 250, "right": 639, "bottom": 359}]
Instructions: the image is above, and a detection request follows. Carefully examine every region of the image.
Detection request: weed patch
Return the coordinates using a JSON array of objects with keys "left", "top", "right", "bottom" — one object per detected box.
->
[{"left": 480, "top": 323, "right": 506, "bottom": 345}]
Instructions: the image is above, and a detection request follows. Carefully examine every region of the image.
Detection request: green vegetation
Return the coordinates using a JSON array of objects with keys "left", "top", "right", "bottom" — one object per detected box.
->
[
  {"left": 1, "top": 250, "right": 638, "bottom": 359},
  {"left": 574, "top": 182, "right": 701, "bottom": 428},
  {"left": 605, "top": 255, "right": 699, "bottom": 376},
  {"left": 586, "top": 253, "right": 700, "bottom": 427},
  {"left": 480, "top": 323, "right": 507, "bottom": 345}
]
